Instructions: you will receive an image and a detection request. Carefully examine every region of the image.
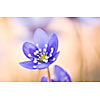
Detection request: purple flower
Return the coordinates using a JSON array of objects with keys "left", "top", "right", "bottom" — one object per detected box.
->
[
  {"left": 19, "top": 28, "right": 60, "bottom": 70},
  {"left": 16, "top": 17, "right": 53, "bottom": 31},
  {"left": 69, "top": 17, "right": 100, "bottom": 26},
  {"left": 41, "top": 65, "right": 72, "bottom": 82}
]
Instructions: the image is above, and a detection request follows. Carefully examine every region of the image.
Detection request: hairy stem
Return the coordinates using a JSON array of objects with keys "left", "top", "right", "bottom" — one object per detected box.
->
[{"left": 47, "top": 67, "right": 51, "bottom": 82}]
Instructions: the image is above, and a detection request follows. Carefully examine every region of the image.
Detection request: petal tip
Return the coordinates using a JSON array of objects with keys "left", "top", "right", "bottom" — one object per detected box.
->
[
  {"left": 35, "top": 28, "right": 42, "bottom": 33},
  {"left": 54, "top": 65, "right": 61, "bottom": 70},
  {"left": 51, "top": 33, "right": 58, "bottom": 39},
  {"left": 41, "top": 76, "right": 48, "bottom": 82},
  {"left": 34, "top": 28, "right": 46, "bottom": 35}
]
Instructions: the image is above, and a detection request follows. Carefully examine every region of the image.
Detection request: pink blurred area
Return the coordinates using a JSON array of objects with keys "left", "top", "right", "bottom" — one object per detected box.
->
[{"left": 0, "top": 17, "right": 100, "bottom": 82}]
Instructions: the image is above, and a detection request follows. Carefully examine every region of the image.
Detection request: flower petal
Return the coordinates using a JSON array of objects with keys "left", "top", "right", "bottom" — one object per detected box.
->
[
  {"left": 19, "top": 61, "right": 37, "bottom": 70},
  {"left": 41, "top": 77, "right": 55, "bottom": 82},
  {"left": 41, "top": 76, "right": 48, "bottom": 82},
  {"left": 33, "top": 28, "right": 49, "bottom": 49},
  {"left": 49, "top": 52, "right": 60, "bottom": 64},
  {"left": 37, "top": 62, "right": 50, "bottom": 69},
  {"left": 54, "top": 65, "right": 72, "bottom": 82},
  {"left": 47, "top": 33, "right": 58, "bottom": 56},
  {"left": 23, "top": 42, "right": 38, "bottom": 59}
]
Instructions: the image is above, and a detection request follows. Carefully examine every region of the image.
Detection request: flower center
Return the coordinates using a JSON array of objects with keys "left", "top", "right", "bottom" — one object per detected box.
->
[{"left": 39, "top": 53, "right": 49, "bottom": 63}]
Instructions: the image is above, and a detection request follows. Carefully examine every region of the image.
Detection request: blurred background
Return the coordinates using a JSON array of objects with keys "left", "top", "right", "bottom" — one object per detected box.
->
[{"left": 0, "top": 17, "right": 100, "bottom": 82}]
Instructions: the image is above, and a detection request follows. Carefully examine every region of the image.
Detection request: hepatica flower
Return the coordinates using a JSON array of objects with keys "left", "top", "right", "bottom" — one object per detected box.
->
[
  {"left": 41, "top": 65, "right": 72, "bottom": 82},
  {"left": 19, "top": 28, "right": 60, "bottom": 70}
]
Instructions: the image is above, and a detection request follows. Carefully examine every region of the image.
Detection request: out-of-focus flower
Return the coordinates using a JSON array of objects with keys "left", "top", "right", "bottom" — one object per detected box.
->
[
  {"left": 16, "top": 17, "right": 53, "bottom": 31},
  {"left": 41, "top": 65, "right": 72, "bottom": 82},
  {"left": 77, "top": 17, "right": 99, "bottom": 25},
  {"left": 69, "top": 17, "right": 100, "bottom": 26},
  {"left": 19, "top": 28, "right": 60, "bottom": 70}
]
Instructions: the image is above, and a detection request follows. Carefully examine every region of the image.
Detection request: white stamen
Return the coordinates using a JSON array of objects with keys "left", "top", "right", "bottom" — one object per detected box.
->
[
  {"left": 33, "top": 58, "right": 37, "bottom": 63},
  {"left": 37, "top": 55, "right": 39, "bottom": 57},
  {"left": 52, "top": 58, "right": 56, "bottom": 61},
  {"left": 33, "top": 66, "right": 37, "bottom": 68},
  {"left": 34, "top": 50, "right": 39, "bottom": 55},
  {"left": 28, "top": 54, "right": 31, "bottom": 57},
  {"left": 38, "top": 62, "right": 41, "bottom": 64},
  {"left": 49, "top": 53, "right": 52, "bottom": 57},
  {"left": 45, "top": 44, "right": 48, "bottom": 48},
  {"left": 39, "top": 49, "right": 42, "bottom": 52},
  {"left": 36, "top": 58, "right": 39, "bottom": 60},
  {"left": 36, "top": 44, "right": 39, "bottom": 47},
  {"left": 45, "top": 56, "right": 49, "bottom": 59},
  {"left": 36, "top": 50, "right": 39, "bottom": 54},
  {"left": 51, "top": 48, "right": 54, "bottom": 53},
  {"left": 43, "top": 48, "right": 46, "bottom": 52},
  {"left": 49, "top": 48, "right": 54, "bottom": 57},
  {"left": 43, "top": 59, "right": 48, "bottom": 63},
  {"left": 34, "top": 52, "right": 37, "bottom": 55}
]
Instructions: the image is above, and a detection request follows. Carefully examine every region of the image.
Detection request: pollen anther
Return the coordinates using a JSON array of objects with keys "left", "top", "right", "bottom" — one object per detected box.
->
[
  {"left": 51, "top": 48, "right": 54, "bottom": 53},
  {"left": 39, "top": 49, "right": 42, "bottom": 52},
  {"left": 43, "top": 59, "right": 48, "bottom": 63},
  {"left": 43, "top": 48, "right": 46, "bottom": 52},
  {"left": 28, "top": 54, "right": 31, "bottom": 57},
  {"left": 49, "top": 53, "right": 52, "bottom": 57},
  {"left": 38, "top": 62, "right": 41, "bottom": 64},
  {"left": 36, "top": 44, "right": 39, "bottom": 47},
  {"left": 52, "top": 58, "right": 56, "bottom": 61},
  {"left": 33, "top": 66, "right": 37, "bottom": 68}
]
